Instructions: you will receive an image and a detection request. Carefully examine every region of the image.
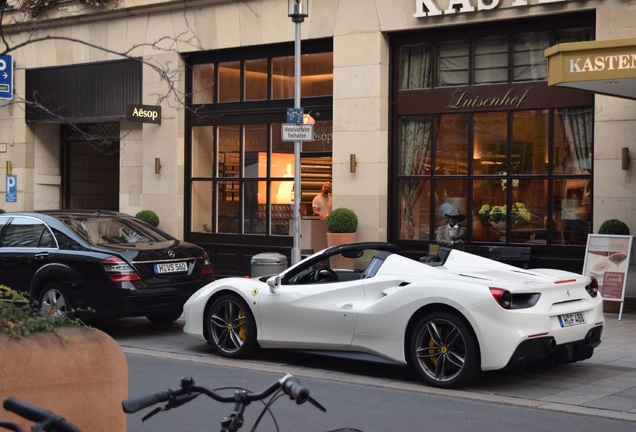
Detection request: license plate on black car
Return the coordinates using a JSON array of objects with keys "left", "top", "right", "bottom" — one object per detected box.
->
[{"left": 154, "top": 262, "right": 188, "bottom": 274}]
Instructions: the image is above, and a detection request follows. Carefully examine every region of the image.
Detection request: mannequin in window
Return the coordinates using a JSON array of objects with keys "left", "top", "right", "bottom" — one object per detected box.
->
[{"left": 435, "top": 207, "right": 466, "bottom": 250}]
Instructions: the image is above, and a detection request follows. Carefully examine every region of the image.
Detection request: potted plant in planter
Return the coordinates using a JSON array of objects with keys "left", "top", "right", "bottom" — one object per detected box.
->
[
  {"left": 598, "top": 219, "right": 630, "bottom": 235},
  {"left": 0, "top": 286, "right": 128, "bottom": 432},
  {"left": 326, "top": 207, "right": 358, "bottom": 247},
  {"left": 135, "top": 209, "right": 160, "bottom": 227}
]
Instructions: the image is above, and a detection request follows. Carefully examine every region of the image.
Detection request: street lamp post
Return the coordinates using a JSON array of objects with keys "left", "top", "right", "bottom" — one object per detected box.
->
[{"left": 288, "top": 0, "right": 308, "bottom": 265}]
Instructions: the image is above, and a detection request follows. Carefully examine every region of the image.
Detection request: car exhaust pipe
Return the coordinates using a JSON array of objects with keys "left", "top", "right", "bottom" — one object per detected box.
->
[
  {"left": 544, "top": 338, "right": 556, "bottom": 353},
  {"left": 585, "top": 328, "right": 601, "bottom": 344}
]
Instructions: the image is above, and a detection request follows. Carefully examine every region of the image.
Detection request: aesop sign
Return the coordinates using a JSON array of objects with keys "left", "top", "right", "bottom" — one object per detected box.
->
[{"left": 127, "top": 104, "right": 161, "bottom": 124}]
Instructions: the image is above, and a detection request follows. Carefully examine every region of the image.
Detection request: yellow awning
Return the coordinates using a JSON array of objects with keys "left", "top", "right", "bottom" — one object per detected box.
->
[{"left": 545, "top": 38, "right": 636, "bottom": 100}]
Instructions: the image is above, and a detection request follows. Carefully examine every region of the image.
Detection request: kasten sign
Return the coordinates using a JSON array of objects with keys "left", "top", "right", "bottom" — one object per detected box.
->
[
  {"left": 127, "top": 104, "right": 161, "bottom": 124},
  {"left": 414, "top": 0, "right": 587, "bottom": 18}
]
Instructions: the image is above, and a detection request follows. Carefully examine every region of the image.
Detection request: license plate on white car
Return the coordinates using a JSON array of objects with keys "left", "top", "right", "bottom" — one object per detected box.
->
[
  {"left": 558, "top": 312, "right": 586, "bottom": 328},
  {"left": 154, "top": 262, "right": 188, "bottom": 274}
]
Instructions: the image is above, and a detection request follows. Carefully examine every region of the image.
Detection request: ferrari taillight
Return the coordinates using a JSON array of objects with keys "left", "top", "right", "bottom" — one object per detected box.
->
[
  {"left": 585, "top": 278, "right": 599, "bottom": 298},
  {"left": 201, "top": 252, "right": 214, "bottom": 276},
  {"left": 102, "top": 256, "right": 141, "bottom": 282},
  {"left": 490, "top": 287, "right": 512, "bottom": 309}
]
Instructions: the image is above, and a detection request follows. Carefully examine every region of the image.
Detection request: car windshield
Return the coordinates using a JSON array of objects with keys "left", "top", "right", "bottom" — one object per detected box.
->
[{"left": 65, "top": 216, "right": 171, "bottom": 245}]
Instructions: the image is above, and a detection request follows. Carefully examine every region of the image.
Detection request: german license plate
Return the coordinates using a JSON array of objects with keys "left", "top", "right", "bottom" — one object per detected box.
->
[
  {"left": 154, "top": 261, "right": 188, "bottom": 274},
  {"left": 558, "top": 312, "right": 586, "bottom": 327}
]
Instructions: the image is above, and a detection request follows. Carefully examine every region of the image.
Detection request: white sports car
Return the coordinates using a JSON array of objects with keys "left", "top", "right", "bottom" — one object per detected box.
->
[{"left": 183, "top": 242, "right": 604, "bottom": 388}]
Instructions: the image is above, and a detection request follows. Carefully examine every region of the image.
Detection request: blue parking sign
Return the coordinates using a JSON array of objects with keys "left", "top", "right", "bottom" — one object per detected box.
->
[
  {"left": 0, "top": 54, "right": 13, "bottom": 100},
  {"left": 6, "top": 175, "right": 16, "bottom": 203}
]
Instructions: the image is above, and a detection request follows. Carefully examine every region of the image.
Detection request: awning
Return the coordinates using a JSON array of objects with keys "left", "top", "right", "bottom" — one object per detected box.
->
[{"left": 545, "top": 38, "right": 636, "bottom": 100}]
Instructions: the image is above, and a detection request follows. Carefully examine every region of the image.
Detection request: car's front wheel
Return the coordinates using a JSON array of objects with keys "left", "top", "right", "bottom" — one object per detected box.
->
[
  {"left": 206, "top": 294, "right": 258, "bottom": 358},
  {"left": 410, "top": 311, "right": 481, "bottom": 388},
  {"left": 38, "top": 282, "right": 73, "bottom": 319}
]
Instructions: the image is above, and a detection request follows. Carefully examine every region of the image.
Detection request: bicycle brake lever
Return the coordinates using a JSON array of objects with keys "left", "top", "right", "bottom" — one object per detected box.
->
[
  {"left": 141, "top": 407, "right": 163, "bottom": 422},
  {"left": 141, "top": 393, "right": 199, "bottom": 422},
  {"left": 307, "top": 396, "right": 327, "bottom": 412}
]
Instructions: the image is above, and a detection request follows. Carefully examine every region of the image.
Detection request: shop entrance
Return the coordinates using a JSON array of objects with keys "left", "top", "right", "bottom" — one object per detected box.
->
[{"left": 61, "top": 122, "right": 120, "bottom": 211}]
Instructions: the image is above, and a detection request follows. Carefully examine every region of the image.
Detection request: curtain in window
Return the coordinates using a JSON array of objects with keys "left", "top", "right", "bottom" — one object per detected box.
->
[
  {"left": 558, "top": 108, "right": 592, "bottom": 173},
  {"left": 438, "top": 40, "right": 469, "bottom": 87},
  {"left": 399, "top": 116, "right": 432, "bottom": 238},
  {"left": 513, "top": 32, "right": 549, "bottom": 82},
  {"left": 400, "top": 43, "right": 432, "bottom": 90}
]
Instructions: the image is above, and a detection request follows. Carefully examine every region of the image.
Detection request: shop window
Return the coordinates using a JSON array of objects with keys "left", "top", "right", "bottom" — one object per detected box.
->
[
  {"left": 553, "top": 179, "right": 591, "bottom": 245},
  {"left": 399, "top": 43, "right": 433, "bottom": 90},
  {"left": 438, "top": 40, "right": 468, "bottom": 87},
  {"left": 399, "top": 116, "right": 432, "bottom": 176},
  {"left": 188, "top": 41, "right": 333, "bottom": 239},
  {"left": 511, "top": 110, "right": 549, "bottom": 174},
  {"left": 513, "top": 32, "right": 549, "bottom": 82},
  {"left": 474, "top": 36, "right": 508, "bottom": 85},
  {"left": 396, "top": 109, "right": 592, "bottom": 246},
  {"left": 436, "top": 114, "right": 469, "bottom": 175},
  {"left": 473, "top": 112, "right": 508, "bottom": 175},
  {"left": 394, "top": 19, "right": 594, "bottom": 248},
  {"left": 245, "top": 58, "right": 268, "bottom": 101},
  {"left": 192, "top": 64, "right": 214, "bottom": 104},
  {"left": 554, "top": 107, "right": 592, "bottom": 175},
  {"left": 192, "top": 126, "right": 214, "bottom": 178},
  {"left": 218, "top": 61, "right": 241, "bottom": 103}
]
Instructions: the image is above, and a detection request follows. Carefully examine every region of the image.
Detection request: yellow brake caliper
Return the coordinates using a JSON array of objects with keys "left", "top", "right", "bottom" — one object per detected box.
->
[{"left": 237, "top": 310, "right": 247, "bottom": 341}]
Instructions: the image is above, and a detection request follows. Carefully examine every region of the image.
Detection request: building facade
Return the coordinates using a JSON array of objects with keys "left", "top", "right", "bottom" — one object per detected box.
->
[{"left": 1, "top": 0, "right": 635, "bottom": 285}]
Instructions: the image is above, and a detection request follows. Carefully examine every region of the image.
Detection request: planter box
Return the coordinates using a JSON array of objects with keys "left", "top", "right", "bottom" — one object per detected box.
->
[{"left": 0, "top": 327, "right": 128, "bottom": 432}]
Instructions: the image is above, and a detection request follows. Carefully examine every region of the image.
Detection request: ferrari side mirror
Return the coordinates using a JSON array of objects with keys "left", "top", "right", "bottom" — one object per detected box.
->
[{"left": 267, "top": 275, "right": 281, "bottom": 292}]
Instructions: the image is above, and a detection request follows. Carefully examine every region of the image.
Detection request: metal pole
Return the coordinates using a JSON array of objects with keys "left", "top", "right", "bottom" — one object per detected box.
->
[{"left": 292, "top": 18, "right": 302, "bottom": 265}]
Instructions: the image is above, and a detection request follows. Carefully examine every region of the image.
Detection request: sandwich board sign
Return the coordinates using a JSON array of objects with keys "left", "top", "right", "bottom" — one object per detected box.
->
[{"left": 582, "top": 234, "right": 635, "bottom": 320}]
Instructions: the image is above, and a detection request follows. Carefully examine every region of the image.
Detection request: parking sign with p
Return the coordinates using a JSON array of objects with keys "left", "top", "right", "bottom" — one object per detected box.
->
[{"left": 6, "top": 174, "right": 16, "bottom": 203}]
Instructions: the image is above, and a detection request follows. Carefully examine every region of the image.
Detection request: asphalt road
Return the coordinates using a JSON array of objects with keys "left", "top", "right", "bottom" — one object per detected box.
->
[{"left": 91, "top": 317, "right": 636, "bottom": 431}]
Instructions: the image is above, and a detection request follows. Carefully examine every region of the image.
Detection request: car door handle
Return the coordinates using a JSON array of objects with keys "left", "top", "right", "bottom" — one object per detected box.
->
[
  {"left": 35, "top": 252, "right": 49, "bottom": 259},
  {"left": 340, "top": 303, "right": 354, "bottom": 309}
]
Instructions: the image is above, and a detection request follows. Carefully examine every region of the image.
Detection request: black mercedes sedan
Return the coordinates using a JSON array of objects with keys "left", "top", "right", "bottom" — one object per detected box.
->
[{"left": 0, "top": 210, "right": 214, "bottom": 323}]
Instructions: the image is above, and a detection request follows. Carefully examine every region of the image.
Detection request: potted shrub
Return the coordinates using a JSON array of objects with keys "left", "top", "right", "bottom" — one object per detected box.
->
[
  {"left": 598, "top": 219, "right": 630, "bottom": 235},
  {"left": 135, "top": 209, "right": 160, "bottom": 227},
  {"left": 0, "top": 286, "right": 128, "bottom": 432},
  {"left": 326, "top": 207, "right": 358, "bottom": 247}
]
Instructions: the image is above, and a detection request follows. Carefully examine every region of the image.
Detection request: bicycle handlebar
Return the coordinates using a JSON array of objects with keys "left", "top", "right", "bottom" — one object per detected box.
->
[
  {"left": 3, "top": 397, "right": 81, "bottom": 432},
  {"left": 123, "top": 373, "right": 321, "bottom": 414},
  {"left": 121, "top": 391, "right": 171, "bottom": 414}
]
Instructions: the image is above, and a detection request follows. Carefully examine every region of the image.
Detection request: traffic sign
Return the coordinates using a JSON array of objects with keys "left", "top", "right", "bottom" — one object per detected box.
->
[
  {"left": 6, "top": 175, "right": 16, "bottom": 203},
  {"left": 281, "top": 123, "right": 314, "bottom": 142},
  {"left": 0, "top": 54, "right": 13, "bottom": 100}
]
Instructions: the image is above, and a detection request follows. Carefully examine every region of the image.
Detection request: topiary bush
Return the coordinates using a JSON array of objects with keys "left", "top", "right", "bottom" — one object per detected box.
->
[
  {"left": 326, "top": 208, "right": 358, "bottom": 233},
  {"left": 598, "top": 219, "right": 630, "bottom": 235},
  {"left": 135, "top": 210, "right": 160, "bottom": 227}
]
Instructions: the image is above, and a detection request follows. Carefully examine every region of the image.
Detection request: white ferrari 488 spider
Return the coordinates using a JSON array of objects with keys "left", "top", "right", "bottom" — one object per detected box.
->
[{"left": 183, "top": 242, "right": 604, "bottom": 388}]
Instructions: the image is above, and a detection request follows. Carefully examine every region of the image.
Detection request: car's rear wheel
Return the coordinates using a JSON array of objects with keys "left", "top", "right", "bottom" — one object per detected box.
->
[
  {"left": 146, "top": 311, "right": 182, "bottom": 324},
  {"left": 206, "top": 294, "right": 258, "bottom": 358},
  {"left": 38, "top": 282, "right": 73, "bottom": 319},
  {"left": 410, "top": 311, "right": 481, "bottom": 388}
]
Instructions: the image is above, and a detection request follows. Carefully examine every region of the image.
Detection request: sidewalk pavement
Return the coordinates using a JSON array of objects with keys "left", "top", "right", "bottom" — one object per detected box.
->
[{"left": 465, "top": 308, "right": 636, "bottom": 418}]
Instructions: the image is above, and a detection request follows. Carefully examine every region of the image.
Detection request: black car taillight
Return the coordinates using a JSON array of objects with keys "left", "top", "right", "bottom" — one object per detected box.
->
[
  {"left": 489, "top": 287, "right": 512, "bottom": 309},
  {"left": 102, "top": 256, "right": 141, "bottom": 282},
  {"left": 201, "top": 252, "right": 213, "bottom": 276},
  {"left": 585, "top": 278, "right": 599, "bottom": 298}
]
